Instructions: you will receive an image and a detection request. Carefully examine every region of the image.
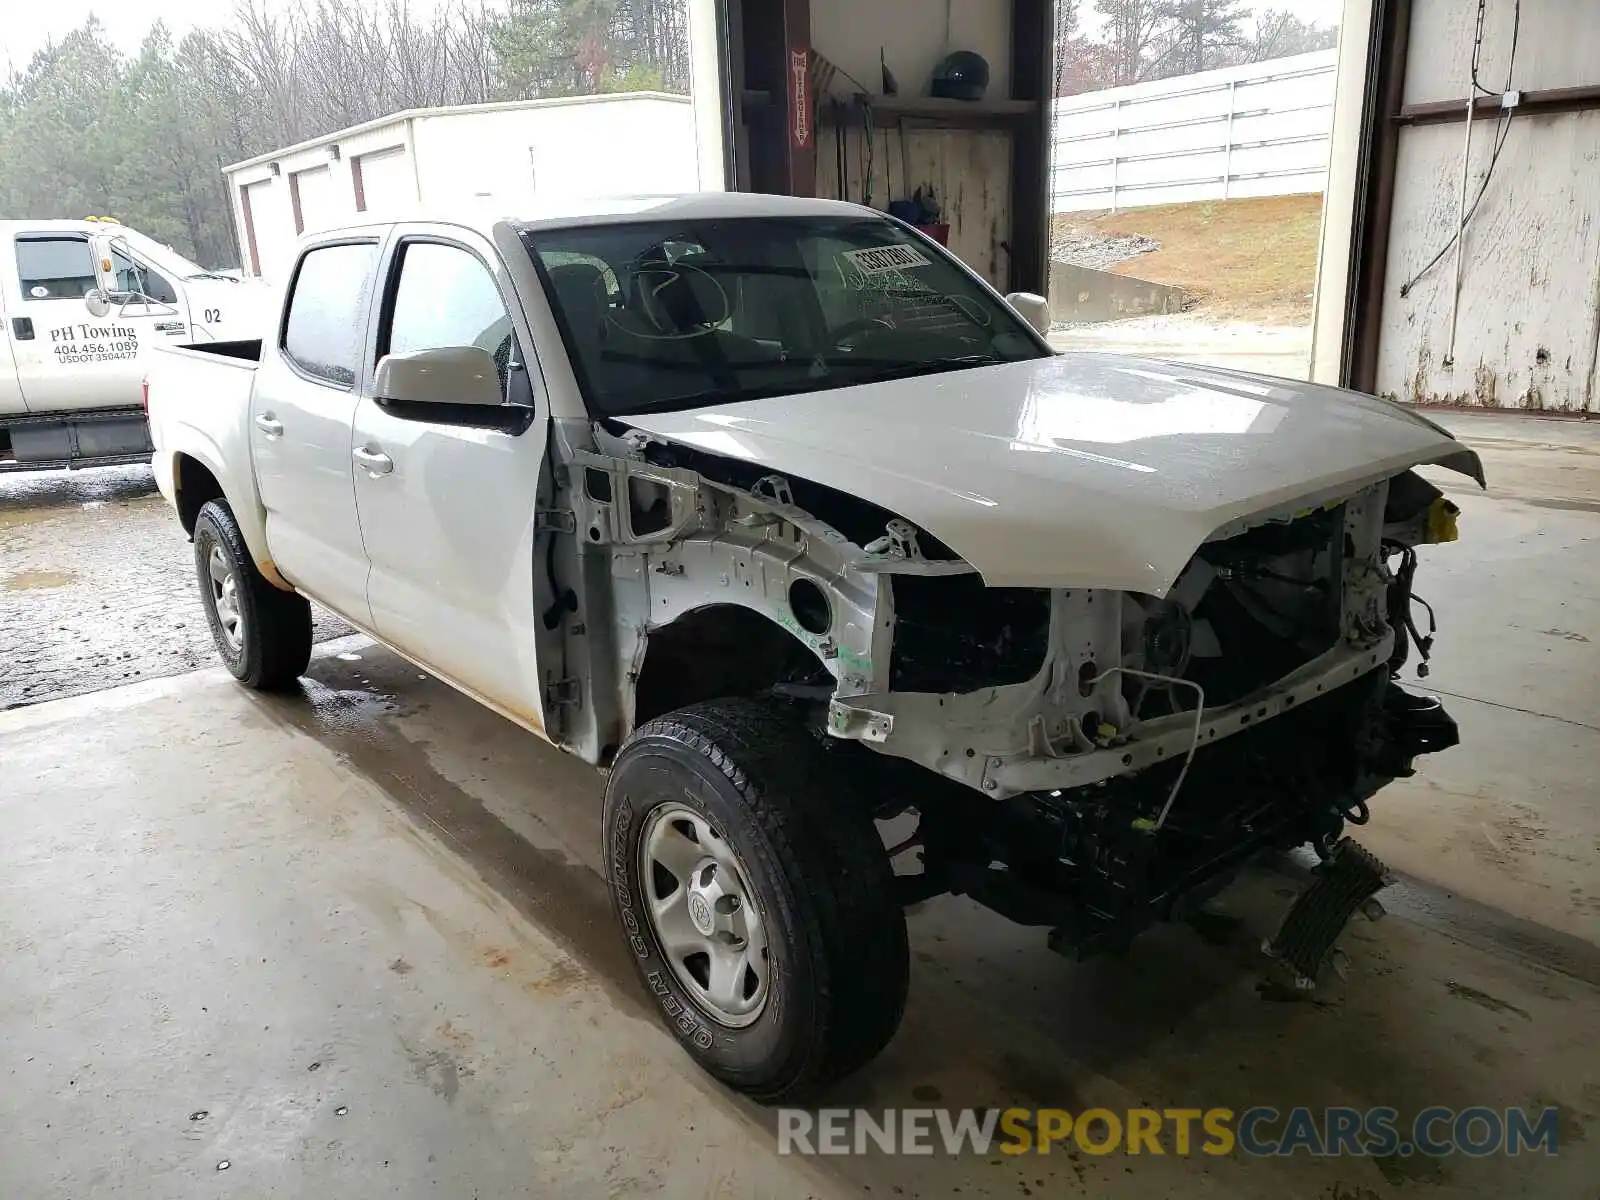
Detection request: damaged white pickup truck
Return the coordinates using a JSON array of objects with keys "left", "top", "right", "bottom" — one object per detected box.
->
[{"left": 147, "top": 193, "right": 1482, "bottom": 1101}]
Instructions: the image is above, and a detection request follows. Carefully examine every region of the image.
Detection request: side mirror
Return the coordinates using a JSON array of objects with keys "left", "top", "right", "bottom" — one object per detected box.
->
[
  {"left": 1005, "top": 291, "right": 1052, "bottom": 336},
  {"left": 374, "top": 345, "right": 502, "bottom": 408},
  {"left": 84, "top": 288, "right": 111, "bottom": 319}
]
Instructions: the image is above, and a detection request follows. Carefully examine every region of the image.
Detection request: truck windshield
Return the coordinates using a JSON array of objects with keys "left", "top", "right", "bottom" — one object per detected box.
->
[{"left": 522, "top": 216, "right": 1047, "bottom": 418}]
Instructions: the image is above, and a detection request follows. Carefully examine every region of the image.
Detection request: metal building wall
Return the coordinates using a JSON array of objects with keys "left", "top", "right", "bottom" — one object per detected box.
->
[{"left": 1373, "top": 0, "right": 1600, "bottom": 411}]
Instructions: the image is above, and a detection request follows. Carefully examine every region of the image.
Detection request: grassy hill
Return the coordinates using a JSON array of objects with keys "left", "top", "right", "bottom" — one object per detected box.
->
[{"left": 1054, "top": 194, "right": 1325, "bottom": 325}]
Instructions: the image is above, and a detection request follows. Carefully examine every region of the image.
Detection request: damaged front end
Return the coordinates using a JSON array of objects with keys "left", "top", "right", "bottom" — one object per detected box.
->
[
  {"left": 582, "top": 422, "right": 1467, "bottom": 970},
  {"left": 844, "top": 472, "right": 1466, "bottom": 962}
]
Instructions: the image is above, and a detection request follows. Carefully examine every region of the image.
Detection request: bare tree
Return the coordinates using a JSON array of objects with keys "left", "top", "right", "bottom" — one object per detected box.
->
[
  {"left": 1238, "top": 9, "right": 1339, "bottom": 62},
  {"left": 0, "top": 1, "right": 691, "bottom": 266},
  {"left": 1094, "top": 0, "right": 1167, "bottom": 85}
]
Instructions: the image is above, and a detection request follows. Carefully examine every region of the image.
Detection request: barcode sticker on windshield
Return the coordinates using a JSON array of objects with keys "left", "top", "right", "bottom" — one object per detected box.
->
[{"left": 841, "top": 244, "right": 932, "bottom": 276}]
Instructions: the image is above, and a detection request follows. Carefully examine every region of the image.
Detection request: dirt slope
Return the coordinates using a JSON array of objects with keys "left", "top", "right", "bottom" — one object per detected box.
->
[{"left": 1053, "top": 193, "right": 1325, "bottom": 324}]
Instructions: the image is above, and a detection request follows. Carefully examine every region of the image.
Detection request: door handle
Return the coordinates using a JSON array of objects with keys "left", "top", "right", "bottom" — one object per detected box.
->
[
  {"left": 254, "top": 414, "right": 283, "bottom": 437},
  {"left": 11, "top": 317, "right": 34, "bottom": 340},
  {"left": 353, "top": 446, "right": 394, "bottom": 476}
]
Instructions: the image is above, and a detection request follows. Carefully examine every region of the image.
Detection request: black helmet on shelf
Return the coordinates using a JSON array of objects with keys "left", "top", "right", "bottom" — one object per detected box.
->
[{"left": 930, "top": 50, "right": 990, "bottom": 102}]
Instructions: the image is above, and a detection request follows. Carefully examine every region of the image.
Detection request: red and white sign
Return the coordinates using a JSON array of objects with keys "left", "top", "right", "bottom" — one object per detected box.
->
[{"left": 790, "top": 48, "right": 812, "bottom": 150}]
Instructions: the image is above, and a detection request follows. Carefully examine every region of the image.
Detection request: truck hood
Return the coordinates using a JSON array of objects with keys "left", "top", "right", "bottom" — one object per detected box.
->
[{"left": 623, "top": 354, "right": 1484, "bottom": 595}]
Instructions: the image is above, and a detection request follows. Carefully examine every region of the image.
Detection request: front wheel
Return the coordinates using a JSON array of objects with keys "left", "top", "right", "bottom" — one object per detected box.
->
[
  {"left": 603, "top": 698, "right": 909, "bottom": 1102},
  {"left": 193, "top": 499, "right": 311, "bottom": 690}
]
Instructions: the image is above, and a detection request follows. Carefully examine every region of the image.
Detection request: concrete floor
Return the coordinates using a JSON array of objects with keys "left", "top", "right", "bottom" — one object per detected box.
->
[
  {"left": 1050, "top": 314, "right": 1314, "bottom": 380},
  {"left": 2, "top": 412, "right": 1599, "bottom": 1197}
]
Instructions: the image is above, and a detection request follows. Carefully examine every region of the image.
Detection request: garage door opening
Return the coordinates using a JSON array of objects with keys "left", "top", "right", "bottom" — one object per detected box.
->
[{"left": 1045, "top": 0, "right": 1345, "bottom": 380}]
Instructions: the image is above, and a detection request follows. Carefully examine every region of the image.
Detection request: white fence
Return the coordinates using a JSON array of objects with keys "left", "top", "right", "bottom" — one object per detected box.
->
[{"left": 1050, "top": 49, "right": 1337, "bottom": 214}]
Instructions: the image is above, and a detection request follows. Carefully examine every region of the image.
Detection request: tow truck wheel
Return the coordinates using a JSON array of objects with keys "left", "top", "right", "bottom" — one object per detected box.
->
[
  {"left": 193, "top": 499, "right": 312, "bottom": 691},
  {"left": 603, "top": 697, "right": 909, "bottom": 1102}
]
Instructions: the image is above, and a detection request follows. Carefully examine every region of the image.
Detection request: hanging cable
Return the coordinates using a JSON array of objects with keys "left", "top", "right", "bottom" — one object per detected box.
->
[
  {"left": 1397, "top": 0, "right": 1521, "bottom": 299},
  {"left": 1398, "top": 109, "right": 1512, "bottom": 297},
  {"left": 1471, "top": 0, "right": 1521, "bottom": 95},
  {"left": 1468, "top": 0, "right": 1495, "bottom": 95},
  {"left": 859, "top": 98, "right": 875, "bottom": 207}
]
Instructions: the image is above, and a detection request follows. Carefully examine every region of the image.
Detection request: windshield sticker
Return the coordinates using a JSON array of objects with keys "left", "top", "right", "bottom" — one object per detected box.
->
[{"left": 841, "top": 245, "right": 932, "bottom": 277}]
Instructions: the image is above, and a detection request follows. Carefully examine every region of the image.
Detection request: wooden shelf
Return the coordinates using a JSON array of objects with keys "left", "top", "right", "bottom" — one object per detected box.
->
[{"left": 820, "top": 95, "right": 1039, "bottom": 129}]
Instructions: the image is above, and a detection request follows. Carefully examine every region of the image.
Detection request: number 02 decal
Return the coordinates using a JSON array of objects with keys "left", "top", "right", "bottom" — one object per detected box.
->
[{"left": 203, "top": 307, "right": 222, "bottom": 323}]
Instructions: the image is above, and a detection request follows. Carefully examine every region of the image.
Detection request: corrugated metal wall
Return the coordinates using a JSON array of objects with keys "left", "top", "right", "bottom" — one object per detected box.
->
[{"left": 1376, "top": 0, "right": 1600, "bottom": 412}]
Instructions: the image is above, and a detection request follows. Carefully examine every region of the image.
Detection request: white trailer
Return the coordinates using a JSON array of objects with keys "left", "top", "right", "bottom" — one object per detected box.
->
[{"left": 223, "top": 93, "right": 700, "bottom": 283}]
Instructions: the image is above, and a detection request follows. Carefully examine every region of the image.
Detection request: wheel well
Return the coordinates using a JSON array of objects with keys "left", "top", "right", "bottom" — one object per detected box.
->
[
  {"left": 633, "top": 605, "right": 827, "bottom": 729},
  {"left": 174, "top": 455, "right": 225, "bottom": 535}
]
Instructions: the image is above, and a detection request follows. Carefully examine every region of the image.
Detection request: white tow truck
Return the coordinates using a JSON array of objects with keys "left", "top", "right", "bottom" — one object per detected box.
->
[
  {"left": 146, "top": 193, "right": 1481, "bottom": 1101},
  {"left": 0, "top": 219, "right": 269, "bottom": 471}
]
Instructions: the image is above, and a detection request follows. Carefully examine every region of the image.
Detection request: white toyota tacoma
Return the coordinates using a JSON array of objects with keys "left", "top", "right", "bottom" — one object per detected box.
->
[{"left": 147, "top": 193, "right": 1482, "bottom": 1101}]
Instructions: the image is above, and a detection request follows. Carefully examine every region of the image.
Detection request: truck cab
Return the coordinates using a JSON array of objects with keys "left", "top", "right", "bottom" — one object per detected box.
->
[{"left": 0, "top": 218, "right": 270, "bottom": 470}]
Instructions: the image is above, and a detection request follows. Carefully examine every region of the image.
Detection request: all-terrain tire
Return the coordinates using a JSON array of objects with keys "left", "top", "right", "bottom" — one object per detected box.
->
[
  {"left": 193, "top": 499, "right": 312, "bottom": 690},
  {"left": 603, "top": 697, "right": 909, "bottom": 1102}
]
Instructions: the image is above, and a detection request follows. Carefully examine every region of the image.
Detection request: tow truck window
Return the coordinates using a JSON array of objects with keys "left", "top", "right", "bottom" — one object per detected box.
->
[
  {"left": 281, "top": 241, "right": 379, "bottom": 388},
  {"left": 16, "top": 236, "right": 97, "bottom": 301},
  {"left": 108, "top": 247, "right": 178, "bottom": 305},
  {"left": 380, "top": 242, "right": 514, "bottom": 393}
]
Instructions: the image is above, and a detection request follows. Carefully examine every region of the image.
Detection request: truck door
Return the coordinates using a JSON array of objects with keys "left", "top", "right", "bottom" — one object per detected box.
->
[
  {"left": 95, "top": 234, "right": 194, "bottom": 353},
  {"left": 350, "top": 230, "right": 551, "bottom": 733},
  {"left": 248, "top": 237, "right": 382, "bottom": 627},
  {"left": 7, "top": 231, "right": 143, "bottom": 413},
  {"left": 0, "top": 290, "right": 25, "bottom": 416}
]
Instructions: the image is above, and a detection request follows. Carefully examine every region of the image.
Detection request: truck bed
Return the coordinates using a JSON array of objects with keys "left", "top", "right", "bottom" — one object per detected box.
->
[
  {"left": 145, "top": 336, "right": 269, "bottom": 539},
  {"left": 163, "top": 339, "right": 263, "bottom": 366}
]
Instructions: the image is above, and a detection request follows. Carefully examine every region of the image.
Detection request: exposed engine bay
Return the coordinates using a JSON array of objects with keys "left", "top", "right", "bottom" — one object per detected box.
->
[{"left": 570, "top": 418, "right": 1469, "bottom": 958}]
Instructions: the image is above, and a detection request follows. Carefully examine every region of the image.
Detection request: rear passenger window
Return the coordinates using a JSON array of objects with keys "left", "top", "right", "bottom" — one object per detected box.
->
[
  {"left": 16, "top": 236, "right": 97, "bottom": 300},
  {"left": 282, "top": 242, "right": 379, "bottom": 387}
]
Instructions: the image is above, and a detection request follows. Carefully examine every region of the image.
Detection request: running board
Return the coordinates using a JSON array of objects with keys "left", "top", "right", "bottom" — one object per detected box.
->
[{"left": 1261, "top": 837, "right": 1389, "bottom": 995}]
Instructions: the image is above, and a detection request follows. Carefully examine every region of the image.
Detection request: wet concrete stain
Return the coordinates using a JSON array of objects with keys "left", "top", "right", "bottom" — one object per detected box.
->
[
  {"left": 241, "top": 659, "right": 647, "bottom": 1022},
  {"left": 523, "top": 959, "right": 584, "bottom": 996},
  {"left": 1526, "top": 496, "right": 1600, "bottom": 514},
  {"left": 1373, "top": 1149, "right": 1444, "bottom": 1187},
  {"left": 994, "top": 1051, "right": 1083, "bottom": 1111},
  {"left": 1445, "top": 980, "right": 1532, "bottom": 1021},
  {"left": 1383, "top": 876, "right": 1600, "bottom": 991},
  {"left": 1537, "top": 628, "right": 1591, "bottom": 643},
  {"left": 400, "top": 1036, "right": 468, "bottom": 1102},
  {"left": 1325, "top": 1183, "right": 1382, "bottom": 1200},
  {"left": 3, "top": 568, "right": 78, "bottom": 590},
  {"left": 1537, "top": 1099, "right": 1587, "bottom": 1146},
  {"left": 1185, "top": 906, "right": 1245, "bottom": 948}
]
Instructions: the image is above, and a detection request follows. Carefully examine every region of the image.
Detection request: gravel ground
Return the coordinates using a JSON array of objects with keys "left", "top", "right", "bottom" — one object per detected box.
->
[
  {"left": 0, "top": 465, "right": 350, "bottom": 709},
  {"left": 1050, "top": 227, "right": 1160, "bottom": 270}
]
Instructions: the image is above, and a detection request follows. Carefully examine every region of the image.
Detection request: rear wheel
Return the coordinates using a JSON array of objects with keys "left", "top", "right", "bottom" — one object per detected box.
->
[
  {"left": 603, "top": 697, "right": 909, "bottom": 1102},
  {"left": 193, "top": 499, "right": 311, "bottom": 690}
]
